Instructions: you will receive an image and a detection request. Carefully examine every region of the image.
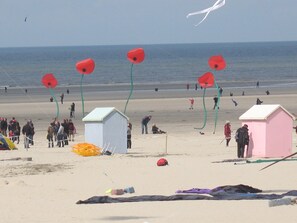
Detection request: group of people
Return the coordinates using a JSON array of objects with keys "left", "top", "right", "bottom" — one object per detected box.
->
[
  {"left": 141, "top": 115, "right": 166, "bottom": 135},
  {"left": 0, "top": 116, "right": 77, "bottom": 149},
  {"left": 0, "top": 117, "right": 35, "bottom": 148},
  {"left": 127, "top": 115, "right": 167, "bottom": 149},
  {"left": 224, "top": 121, "right": 250, "bottom": 158},
  {"left": 47, "top": 118, "right": 76, "bottom": 148}
]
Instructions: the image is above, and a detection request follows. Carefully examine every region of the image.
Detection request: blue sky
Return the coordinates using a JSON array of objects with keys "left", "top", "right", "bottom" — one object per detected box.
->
[{"left": 1, "top": 0, "right": 297, "bottom": 47}]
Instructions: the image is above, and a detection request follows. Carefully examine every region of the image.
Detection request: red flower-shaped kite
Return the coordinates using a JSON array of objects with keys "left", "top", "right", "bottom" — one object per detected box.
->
[
  {"left": 124, "top": 48, "right": 145, "bottom": 114},
  {"left": 75, "top": 58, "right": 96, "bottom": 117},
  {"left": 41, "top": 73, "right": 59, "bottom": 118},
  {"left": 76, "top": 58, "right": 95, "bottom": 75},
  {"left": 127, "top": 48, "right": 145, "bottom": 64},
  {"left": 198, "top": 72, "right": 215, "bottom": 88},
  {"left": 208, "top": 55, "right": 226, "bottom": 71},
  {"left": 41, "top": 73, "right": 58, "bottom": 88}
]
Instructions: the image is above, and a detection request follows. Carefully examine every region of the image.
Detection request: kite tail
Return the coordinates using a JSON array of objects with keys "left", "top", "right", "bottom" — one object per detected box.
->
[
  {"left": 196, "top": 88, "right": 207, "bottom": 129},
  {"left": 124, "top": 63, "right": 134, "bottom": 114},
  {"left": 49, "top": 88, "right": 59, "bottom": 119},
  {"left": 80, "top": 75, "right": 85, "bottom": 117},
  {"left": 213, "top": 81, "right": 221, "bottom": 134}
]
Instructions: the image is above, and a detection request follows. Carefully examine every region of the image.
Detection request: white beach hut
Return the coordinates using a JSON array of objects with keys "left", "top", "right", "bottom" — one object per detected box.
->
[
  {"left": 82, "top": 107, "right": 129, "bottom": 154},
  {"left": 239, "top": 104, "right": 295, "bottom": 158}
]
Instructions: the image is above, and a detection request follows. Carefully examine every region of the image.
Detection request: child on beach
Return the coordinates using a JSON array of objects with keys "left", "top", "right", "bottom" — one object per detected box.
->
[
  {"left": 9, "top": 130, "right": 14, "bottom": 142},
  {"left": 224, "top": 121, "right": 231, "bottom": 147},
  {"left": 189, "top": 98, "right": 194, "bottom": 110}
]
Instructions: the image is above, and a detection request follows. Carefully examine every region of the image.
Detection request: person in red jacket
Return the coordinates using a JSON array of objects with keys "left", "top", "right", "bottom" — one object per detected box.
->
[{"left": 224, "top": 121, "right": 231, "bottom": 147}]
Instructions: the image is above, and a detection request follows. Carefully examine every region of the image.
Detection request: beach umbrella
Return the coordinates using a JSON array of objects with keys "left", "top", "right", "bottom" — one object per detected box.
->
[
  {"left": 124, "top": 48, "right": 145, "bottom": 114},
  {"left": 41, "top": 73, "right": 60, "bottom": 119},
  {"left": 75, "top": 58, "right": 95, "bottom": 117}
]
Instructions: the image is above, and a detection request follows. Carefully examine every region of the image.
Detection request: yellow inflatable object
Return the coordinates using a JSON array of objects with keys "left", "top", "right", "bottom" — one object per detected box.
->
[{"left": 72, "top": 143, "right": 101, "bottom": 156}]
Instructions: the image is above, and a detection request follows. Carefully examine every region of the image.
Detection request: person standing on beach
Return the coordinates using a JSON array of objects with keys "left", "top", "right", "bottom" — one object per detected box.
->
[
  {"left": 256, "top": 98, "right": 263, "bottom": 105},
  {"left": 219, "top": 87, "right": 223, "bottom": 96},
  {"left": 235, "top": 124, "right": 249, "bottom": 158},
  {"left": 224, "top": 121, "right": 231, "bottom": 147},
  {"left": 47, "top": 123, "right": 54, "bottom": 148},
  {"left": 0, "top": 118, "right": 8, "bottom": 136},
  {"left": 141, "top": 115, "right": 152, "bottom": 134},
  {"left": 127, "top": 123, "right": 132, "bottom": 149},
  {"left": 189, "top": 98, "right": 194, "bottom": 110},
  {"left": 68, "top": 119, "right": 76, "bottom": 142},
  {"left": 22, "top": 121, "right": 33, "bottom": 149},
  {"left": 213, "top": 96, "right": 219, "bottom": 109},
  {"left": 57, "top": 123, "right": 65, "bottom": 147},
  {"left": 60, "top": 93, "right": 64, "bottom": 104},
  {"left": 70, "top": 102, "right": 75, "bottom": 118}
]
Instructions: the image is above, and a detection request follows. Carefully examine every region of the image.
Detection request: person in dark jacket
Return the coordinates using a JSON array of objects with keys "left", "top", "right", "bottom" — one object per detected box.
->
[
  {"left": 141, "top": 115, "right": 152, "bottom": 134},
  {"left": 152, "top": 124, "right": 166, "bottom": 134},
  {"left": 235, "top": 124, "right": 249, "bottom": 158},
  {"left": 22, "top": 121, "right": 33, "bottom": 149},
  {"left": 213, "top": 96, "right": 219, "bottom": 109}
]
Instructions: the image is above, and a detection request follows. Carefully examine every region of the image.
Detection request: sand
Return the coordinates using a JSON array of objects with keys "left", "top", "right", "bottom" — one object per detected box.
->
[{"left": 0, "top": 85, "right": 297, "bottom": 223}]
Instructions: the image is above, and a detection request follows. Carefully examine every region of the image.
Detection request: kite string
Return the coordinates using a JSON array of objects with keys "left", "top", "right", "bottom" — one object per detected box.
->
[
  {"left": 124, "top": 63, "right": 134, "bottom": 114},
  {"left": 196, "top": 88, "right": 207, "bottom": 130},
  {"left": 80, "top": 75, "right": 85, "bottom": 117},
  {"left": 49, "top": 88, "right": 60, "bottom": 119},
  {"left": 213, "top": 81, "right": 221, "bottom": 134},
  {"left": 0, "top": 65, "right": 53, "bottom": 119}
]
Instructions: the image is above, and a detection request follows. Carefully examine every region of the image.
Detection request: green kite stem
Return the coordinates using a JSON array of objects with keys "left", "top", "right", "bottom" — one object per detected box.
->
[
  {"left": 213, "top": 81, "right": 221, "bottom": 134},
  {"left": 80, "top": 75, "right": 85, "bottom": 117},
  {"left": 49, "top": 88, "right": 59, "bottom": 119},
  {"left": 124, "top": 63, "right": 134, "bottom": 114},
  {"left": 196, "top": 88, "right": 207, "bottom": 129}
]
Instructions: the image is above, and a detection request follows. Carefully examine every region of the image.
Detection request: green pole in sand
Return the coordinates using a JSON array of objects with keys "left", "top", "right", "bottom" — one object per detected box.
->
[
  {"left": 49, "top": 88, "right": 59, "bottom": 119},
  {"left": 80, "top": 75, "right": 85, "bottom": 117},
  {"left": 124, "top": 63, "right": 134, "bottom": 114}
]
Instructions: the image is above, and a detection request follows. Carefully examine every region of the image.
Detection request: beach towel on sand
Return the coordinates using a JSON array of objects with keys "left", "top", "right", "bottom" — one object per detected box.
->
[{"left": 76, "top": 184, "right": 297, "bottom": 204}]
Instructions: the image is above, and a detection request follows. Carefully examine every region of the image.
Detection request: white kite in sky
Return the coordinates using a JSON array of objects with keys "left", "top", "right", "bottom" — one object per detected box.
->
[{"left": 187, "top": 0, "right": 226, "bottom": 26}]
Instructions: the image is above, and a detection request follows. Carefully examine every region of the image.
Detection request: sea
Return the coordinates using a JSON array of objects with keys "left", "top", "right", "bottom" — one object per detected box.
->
[{"left": 0, "top": 41, "right": 297, "bottom": 90}]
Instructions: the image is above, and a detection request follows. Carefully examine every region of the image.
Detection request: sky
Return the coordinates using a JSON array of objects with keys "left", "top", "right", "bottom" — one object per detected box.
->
[{"left": 1, "top": 0, "right": 297, "bottom": 47}]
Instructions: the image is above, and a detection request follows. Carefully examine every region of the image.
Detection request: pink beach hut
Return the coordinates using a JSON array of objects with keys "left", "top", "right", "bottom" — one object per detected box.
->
[{"left": 239, "top": 104, "right": 296, "bottom": 158}]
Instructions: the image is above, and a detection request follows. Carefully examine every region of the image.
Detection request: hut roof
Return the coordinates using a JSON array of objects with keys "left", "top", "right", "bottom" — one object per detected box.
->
[
  {"left": 82, "top": 107, "right": 128, "bottom": 122},
  {"left": 239, "top": 104, "right": 296, "bottom": 121}
]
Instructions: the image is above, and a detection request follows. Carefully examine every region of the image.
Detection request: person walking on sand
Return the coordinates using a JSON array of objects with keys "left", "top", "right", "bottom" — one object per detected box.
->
[
  {"left": 57, "top": 123, "right": 65, "bottom": 147},
  {"left": 60, "top": 93, "right": 64, "bottom": 104},
  {"left": 127, "top": 123, "right": 132, "bottom": 149},
  {"left": 189, "top": 98, "right": 194, "bottom": 110},
  {"left": 235, "top": 124, "right": 249, "bottom": 158},
  {"left": 256, "top": 98, "right": 263, "bottom": 105},
  {"left": 47, "top": 123, "right": 54, "bottom": 148},
  {"left": 68, "top": 119, "right": 76, "bottom": 142},
  {"left": 224, "top": 121, "right": 231, "bottom": 147},
  {"left": 70, "top": 102, "right": 75, "bottom": 118},
  {"left": 22, "top": 121, "right": 33, "bottom": 149},
  {"left": 141, "top": 115, "right": 152, "bottom": 134},
  {"left": 213, "top": 96, "right": 219, "bottom": 109}
]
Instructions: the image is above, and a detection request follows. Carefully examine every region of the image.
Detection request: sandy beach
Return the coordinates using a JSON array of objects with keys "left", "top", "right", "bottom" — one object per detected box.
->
[{"left": 0, "top": 85, "right": 297, "bottom": 223}]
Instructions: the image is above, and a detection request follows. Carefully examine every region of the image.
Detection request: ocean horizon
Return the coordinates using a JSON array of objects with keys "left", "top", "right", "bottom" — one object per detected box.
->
[{"left": 0, "top": 41, "right": 297, "bottom": 90}]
